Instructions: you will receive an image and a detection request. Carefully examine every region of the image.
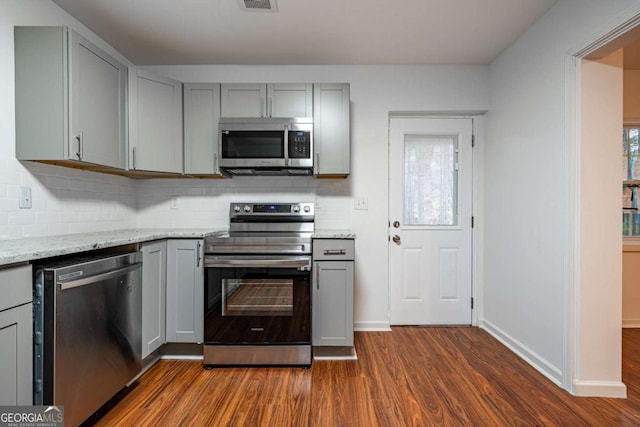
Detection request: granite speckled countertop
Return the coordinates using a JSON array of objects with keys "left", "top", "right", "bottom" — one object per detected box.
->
[
  {"left": 0, "top": 228, "right": 355, "bottom": 267},
  {"left": 312, "top": 230, "right": 356, "bottom": 239},
  {"left": 0, "top": 228, "right": 225, "bottom": 267}
]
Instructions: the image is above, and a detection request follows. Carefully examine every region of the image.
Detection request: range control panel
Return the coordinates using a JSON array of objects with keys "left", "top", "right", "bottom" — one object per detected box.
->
[{"left": 229, "top": 202, "right": 314, "bottom": 218}]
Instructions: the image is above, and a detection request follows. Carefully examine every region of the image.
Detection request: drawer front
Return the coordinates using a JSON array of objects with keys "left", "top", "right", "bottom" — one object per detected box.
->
[
  {"left": 313, "top": 239, "right": 354, "bottom": 261},
  {"left": 0, "top": 264, "right": 32, "bottom": 312}
]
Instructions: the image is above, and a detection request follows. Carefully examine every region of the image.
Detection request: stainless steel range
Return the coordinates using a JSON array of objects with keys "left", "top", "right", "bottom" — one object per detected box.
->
[{"left": 203, "top": 202, "right": 314, "bottom": 367}]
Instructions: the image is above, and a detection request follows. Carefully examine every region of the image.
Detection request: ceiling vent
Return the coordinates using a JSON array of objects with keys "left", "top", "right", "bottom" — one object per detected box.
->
[{"left": 239, "top": 0, "right": 278, "bottom": 12}]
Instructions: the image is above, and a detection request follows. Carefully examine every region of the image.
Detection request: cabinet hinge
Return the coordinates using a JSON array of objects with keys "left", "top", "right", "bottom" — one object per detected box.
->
[
  {"left": 471, "top": 298, "right": 474, "bottom": 310},
  {"left": 472, "top": 134, "right": 475, "bottom": 147},
  {"left": 471, "top": 216, "right": 475, "bottom": 228}
]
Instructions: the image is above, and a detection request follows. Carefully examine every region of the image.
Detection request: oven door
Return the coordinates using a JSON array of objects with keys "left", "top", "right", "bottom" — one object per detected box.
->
[{"left": 204, "top": 255, "right": 311, "bottom": 344}]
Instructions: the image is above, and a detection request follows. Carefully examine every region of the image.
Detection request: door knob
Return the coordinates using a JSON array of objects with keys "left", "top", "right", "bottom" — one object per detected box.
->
[
  {"left": 392, "top": 235, "right": 401, "bottom": 245},
  {"left": 393, "top": 221, "right": 400, "bottom": 228}
]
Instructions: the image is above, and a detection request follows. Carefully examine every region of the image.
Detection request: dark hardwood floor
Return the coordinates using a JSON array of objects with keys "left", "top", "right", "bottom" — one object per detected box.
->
[{"left": 95, "top": 327, "right": 640, "bottom": 426}]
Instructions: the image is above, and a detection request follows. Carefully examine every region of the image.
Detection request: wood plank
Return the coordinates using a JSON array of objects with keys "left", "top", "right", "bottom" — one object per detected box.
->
[{"left": 94, "top": 327, "right": 640, "bottom": 426}]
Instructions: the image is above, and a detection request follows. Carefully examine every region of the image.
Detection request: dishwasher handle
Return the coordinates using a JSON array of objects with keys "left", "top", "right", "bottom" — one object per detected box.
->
[{"left": 58, "top": 263, "right": 142, "bottom": 291}]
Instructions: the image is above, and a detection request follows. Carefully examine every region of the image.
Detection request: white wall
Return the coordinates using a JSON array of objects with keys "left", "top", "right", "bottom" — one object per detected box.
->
[
  {"left": 139, "top": 64, "right": 490, "bottom": 329},
  {"left": 486, "top": 0, "right": 638, "bottom": 395},
  {"left": 0, "top": 0, "right": 137, "bottom": 240}
]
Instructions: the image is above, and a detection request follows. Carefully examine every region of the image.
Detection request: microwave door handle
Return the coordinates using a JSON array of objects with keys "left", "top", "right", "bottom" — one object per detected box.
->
[{"left": 284, "top": 126, "right": 289, "bottom": 166}]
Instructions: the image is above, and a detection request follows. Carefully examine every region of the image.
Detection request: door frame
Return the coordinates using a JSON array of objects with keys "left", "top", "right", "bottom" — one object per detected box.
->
[
  {"left": 387, "top": 112, "right": 486, "bottom": 327},
  {"left": 564, "top": 7, "right": 640, "bottom": 397}
]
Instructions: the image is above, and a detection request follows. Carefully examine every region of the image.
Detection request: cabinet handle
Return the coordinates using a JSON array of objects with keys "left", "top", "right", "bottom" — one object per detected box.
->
[
  {"left": 197, "top": 242, "right": 202, "bottom": 267},
  {"left": 324, "top": 249, "right": 346, "bottom": 255},
  {"left": 75, "top": 132, "right": 83, "bottom": 160},
  {"left": 214, "top": 153, "right": 218, "bottom": 174},
  {"left": 268, "top": 98, "right": 273, "bottom": 117},
  {"left": 315, "top": 262, "right": 319, "bottom": 290},
  {"left": 315, "top": 153, "right": 319, "bottom": 174},
  {"left": 261, "top": 98, "right": 265, "bottom": 118},
  {"left": 132, "top": 147, "right": 137, "bottom": 170}
]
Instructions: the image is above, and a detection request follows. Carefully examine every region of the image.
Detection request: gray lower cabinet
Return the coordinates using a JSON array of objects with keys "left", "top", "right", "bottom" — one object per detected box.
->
[
  {"left": 313, "top": 83, "right": 350, "bottom": 177},
  {"left": 15, "top": 26, "right": 126, "bottom": 169},
  {"left": 312, "top": 239, "right": 354, "bottom": 346},
  {"left": 166, "top": 239, "right": 204, "bottom": 343},
  {"left": 128, "top": 69, "right": 183, "bottom": 173},
  {"left": 0, "top": 264, "right": 33, "bottom": 405},
  {"left": 141, "top": 241, "right": 167, "bottom": 359},
  {"left": 183, "top": 83, "right": 222, "bottom": 175}
]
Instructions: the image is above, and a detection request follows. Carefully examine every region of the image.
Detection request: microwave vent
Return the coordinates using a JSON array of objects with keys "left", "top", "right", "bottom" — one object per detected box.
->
[{"left": 239, "top": 0, "right": 277, "bottom": 11}]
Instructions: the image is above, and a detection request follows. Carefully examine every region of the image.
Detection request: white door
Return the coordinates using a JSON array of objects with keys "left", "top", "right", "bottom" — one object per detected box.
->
[{"left": 389, "top": 117, "right": 473, "bottom": 325}]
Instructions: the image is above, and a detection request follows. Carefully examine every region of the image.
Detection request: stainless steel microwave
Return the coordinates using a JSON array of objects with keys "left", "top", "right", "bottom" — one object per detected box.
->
[{"left": 218, "top": 117, "right": 313, "bottom": 175}]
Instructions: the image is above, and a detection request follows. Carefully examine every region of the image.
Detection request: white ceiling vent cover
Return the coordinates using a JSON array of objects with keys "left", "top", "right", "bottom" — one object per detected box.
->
[{"left": 239, "top": 0, "right": 278, "bottom": 12}]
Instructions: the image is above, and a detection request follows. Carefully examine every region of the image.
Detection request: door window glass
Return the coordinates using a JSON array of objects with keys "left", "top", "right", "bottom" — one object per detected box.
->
[{"left": 404, "top": 134, "right": 458, "bottom": 226}]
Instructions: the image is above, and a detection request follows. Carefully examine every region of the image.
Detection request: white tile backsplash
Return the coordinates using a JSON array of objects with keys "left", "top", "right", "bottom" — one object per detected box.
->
[{"left": 0, "top": 160, "right": 138, "bottom": 239}]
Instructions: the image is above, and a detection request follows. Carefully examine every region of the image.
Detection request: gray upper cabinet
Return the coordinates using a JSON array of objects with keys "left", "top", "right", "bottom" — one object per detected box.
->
[
  {"left": 15, "top": 27, "right": 126, "bottom": 169},
  {"left": 221, "top": 83, "right": 312, "bottom": 118},
  {"left": 128, "top": 68, "right": 183, "bottom": 174},
  {"left": 268, "top": 84, "right": 313, "bottom": 118},
  {"left": 184, "top": 83, "right": 222, "bottom": 175},
  {"left": 313, "top": 83, "right": 350, "bottom": 176}
]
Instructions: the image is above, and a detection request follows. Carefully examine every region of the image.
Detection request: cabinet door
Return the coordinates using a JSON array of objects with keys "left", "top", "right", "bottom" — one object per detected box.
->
[
  {"left": 313, "top": 83, "right": 350, "bottom": 176},
  {"left": 184, "top": 83, "right": 222, "bottom": 175},
  {"left": 166, "top": 240, "right": 204, "bottom": 343},
  {"left": 312, "top": 261, "right": 354, "bottom": 346},
  {"left": 69, "top": 31, "right": 126, "bottom": 169},
  {"left": 268, "top": 83, "right": 313, "bottom": 118},
  {"left": 141, "top": 241, "right": 167, "bottom": 358},
  {"left": 0, "top": 304, "right": 32, "bottom": 405},
  {"left": 221, "top": 83, "right": 266, "bottom": 117},
  {"left": 129, "top": 69, "right": 183, "bottom": 173}
]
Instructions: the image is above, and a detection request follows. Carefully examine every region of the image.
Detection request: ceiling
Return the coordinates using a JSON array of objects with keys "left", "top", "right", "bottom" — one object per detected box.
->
[{"left": 52, "top": 0, "right": 557, "bottom": 66}]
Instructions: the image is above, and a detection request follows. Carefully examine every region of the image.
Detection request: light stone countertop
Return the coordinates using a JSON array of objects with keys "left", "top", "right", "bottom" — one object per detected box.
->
[
  {"left": 312, "top": 230, "right": 356, "bottom": 239},
  {"left": 0, "top": 228, "right": 226, "bottom": 267}
]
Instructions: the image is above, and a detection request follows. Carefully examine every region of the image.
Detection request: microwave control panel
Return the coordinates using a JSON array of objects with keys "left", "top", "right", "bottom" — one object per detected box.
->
[{"left": 288, "top": 130, "right": 311, "bottom": 159}]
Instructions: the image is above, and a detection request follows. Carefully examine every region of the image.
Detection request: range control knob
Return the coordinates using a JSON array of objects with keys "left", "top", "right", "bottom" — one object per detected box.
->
[
  {"left": 293, "top": 205, "right": 300, "bottom": 213},
  {"left": 233, "top": 205, "right": 241, "bottom": 213},
  {"left": 303, "top": 205, "right": 311, "bottom": 213},
  {"left": 244, "top": 205, "right": 251, "bottom": 213}
]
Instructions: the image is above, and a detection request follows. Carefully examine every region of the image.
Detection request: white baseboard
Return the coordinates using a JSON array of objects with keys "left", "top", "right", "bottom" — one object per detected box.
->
[
  {"left": 354, "top": 321, "right": 392, "bottom": 331},
  {"left": 573, "top": 380, "right": 627, "bottom": 398},
  {"left": 160, "top": 355, "right": 203, "bottom": 360},
  {"left": 480, "top": 319, "right": 563, "bottom": 387},
  {"left": 622, "top": 319, "right": 640, "bottom": 328}
]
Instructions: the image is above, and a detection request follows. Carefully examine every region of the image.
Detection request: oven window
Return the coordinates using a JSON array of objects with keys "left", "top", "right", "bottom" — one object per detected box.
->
[
  {"left": 221, "top": 131, "right": 284, "bottom": 158},
  {"left": 222, "top": 278, "right": 293, "bottom": 316}
]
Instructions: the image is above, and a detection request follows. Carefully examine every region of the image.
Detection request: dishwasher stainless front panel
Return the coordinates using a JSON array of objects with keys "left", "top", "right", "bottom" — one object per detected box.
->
[{"left": 33, "top": 252, "right": 142, "bottom": 427}]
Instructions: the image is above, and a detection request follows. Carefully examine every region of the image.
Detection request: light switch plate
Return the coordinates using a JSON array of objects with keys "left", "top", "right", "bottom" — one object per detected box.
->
[{"left": 19, "top": 186, "right": 32, "bottom": 209}]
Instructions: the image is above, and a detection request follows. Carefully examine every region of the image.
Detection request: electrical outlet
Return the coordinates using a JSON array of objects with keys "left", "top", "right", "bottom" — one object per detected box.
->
[
  {"left": 170, "top": 197, "right": 178, "bottom": 209},
  {"left": 354, "top": 197, "right": 368, "bottom": 210},
  {"left": 19, "top": 186, "right": 32, "bottom": 209}
]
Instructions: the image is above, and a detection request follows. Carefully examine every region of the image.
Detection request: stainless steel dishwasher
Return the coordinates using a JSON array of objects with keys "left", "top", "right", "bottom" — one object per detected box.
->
[{"left": 33, "top": 251, "right": 142, "bottom": 427}]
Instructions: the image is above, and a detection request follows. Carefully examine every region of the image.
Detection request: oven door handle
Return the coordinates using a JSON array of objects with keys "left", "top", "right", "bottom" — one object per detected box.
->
[{"left": 205, "top": 256, "right": 311, "bottom": 269}]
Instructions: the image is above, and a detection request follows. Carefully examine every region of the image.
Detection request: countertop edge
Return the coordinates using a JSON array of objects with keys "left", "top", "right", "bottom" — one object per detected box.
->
[{"left": 0, "top": 228, "right": 226, "bottom": 267}]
